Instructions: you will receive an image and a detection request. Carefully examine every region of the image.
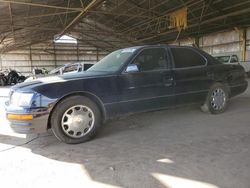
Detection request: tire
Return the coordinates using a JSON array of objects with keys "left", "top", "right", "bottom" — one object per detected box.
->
[
  {"left": 51, "top": 96, "right": 102, "bottom": 144},
  {"left": 201, "top": 83, "right": 229, "bottom": 114}
]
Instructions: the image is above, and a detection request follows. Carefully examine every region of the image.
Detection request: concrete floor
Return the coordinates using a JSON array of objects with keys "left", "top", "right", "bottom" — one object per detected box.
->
[{"left": 0, "top": 82, "right": 250, "bottom": 188}]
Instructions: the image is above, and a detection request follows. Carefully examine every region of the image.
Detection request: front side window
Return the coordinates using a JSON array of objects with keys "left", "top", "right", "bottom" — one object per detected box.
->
[
  {"left": 131, "top": 48, "right": 167, "bottom": 71},
  {"left": 171, "top": 47, "right": 206, "bottom": 68}
]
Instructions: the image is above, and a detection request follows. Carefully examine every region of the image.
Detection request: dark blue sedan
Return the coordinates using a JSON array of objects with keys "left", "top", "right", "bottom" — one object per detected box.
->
[{"left": 5, "top": 45, "right": 248, "bottom": 144}]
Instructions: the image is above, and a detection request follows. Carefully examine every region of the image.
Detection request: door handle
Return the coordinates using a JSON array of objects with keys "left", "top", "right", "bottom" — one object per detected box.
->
[
  {"left": 162, "top": 76, "right": 174, "bottom": 86},
  {"left": 164, "top": 82, "right": 173, "bottom": 87},
  {"left": 163, "top": 76, "right": 173, "bottom": 81}
]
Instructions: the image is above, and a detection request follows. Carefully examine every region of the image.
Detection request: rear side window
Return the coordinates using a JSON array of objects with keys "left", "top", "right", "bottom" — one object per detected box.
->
[
  {"left": 132, "top": 48, "right": 167, "bottom": 71},
  {"left": 170, "top": 47, "right": 206, "bottom": 68}
]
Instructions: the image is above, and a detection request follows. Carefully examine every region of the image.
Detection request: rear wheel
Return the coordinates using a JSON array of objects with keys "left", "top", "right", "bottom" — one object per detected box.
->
[
  {"left": 51, "top": 96, "right": 102, "bottom": 144},
  {"left": 201, "top": 83, "right": 229, "bottom": 114}
]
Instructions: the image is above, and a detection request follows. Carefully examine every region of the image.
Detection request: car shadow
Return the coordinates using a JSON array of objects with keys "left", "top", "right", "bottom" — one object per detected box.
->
[
  {"left": 1, "top": 78, "right": 250, "bottom": 187},
  {"left": 1, "top": 96, "right": 250, "bottom": 188}
]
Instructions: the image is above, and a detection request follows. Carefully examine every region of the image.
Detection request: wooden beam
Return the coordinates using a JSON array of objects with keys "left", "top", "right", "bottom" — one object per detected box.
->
[
  {"left": 0, "top": 11, "right": 79, "bottom": 22},
  {"left": 58, "top": 0, "right": 102, "bottom": 36},
  {"left": 0, "top": 0, "right": 82, "bottom": 11},
  {"left": 87, "top": 10, "right": 151, "bottom": 18},
  {"left": 44, "top": 0, "right": 103, "bottom": 50}
]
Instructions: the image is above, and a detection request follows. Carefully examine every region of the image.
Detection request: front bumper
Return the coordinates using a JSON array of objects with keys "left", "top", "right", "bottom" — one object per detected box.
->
[{"left": 5, "top": 105, "right": 50, "bottom": 134}]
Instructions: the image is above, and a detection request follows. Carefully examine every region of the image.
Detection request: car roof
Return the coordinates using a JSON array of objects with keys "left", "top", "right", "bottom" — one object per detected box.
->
[{"left": 125, "top": 44, "right": 199, "bottom": 50}]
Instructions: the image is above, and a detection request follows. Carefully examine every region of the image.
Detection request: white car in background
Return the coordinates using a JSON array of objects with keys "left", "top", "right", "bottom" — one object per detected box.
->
[
  {"left": 49, "top": 62, "right": 94, "bottom": 75},
  {"left": 25, "top": 62, "right": 94, "bottom": 82},
  {"left": 214, "top": 54, "right": 250, "bottom": 76}
]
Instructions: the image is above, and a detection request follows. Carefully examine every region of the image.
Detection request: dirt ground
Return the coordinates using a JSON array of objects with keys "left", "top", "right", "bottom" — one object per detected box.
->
[{"left": 0, "top": 81, "right": 249, "bottom": 188}]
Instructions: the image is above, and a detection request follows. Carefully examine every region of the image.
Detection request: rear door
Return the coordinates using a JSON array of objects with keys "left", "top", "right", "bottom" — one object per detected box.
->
[
  {"left": 170, "top": 47, "right": 212, "bottom": 105},
  {"left": 117, "top": 47, "right": 175, "bottom": 114}
]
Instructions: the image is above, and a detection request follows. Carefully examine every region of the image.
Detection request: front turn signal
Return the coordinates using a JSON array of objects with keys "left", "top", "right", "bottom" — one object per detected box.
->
[{"left": 7, "top": 114, "right": 33, "bottom": 120}]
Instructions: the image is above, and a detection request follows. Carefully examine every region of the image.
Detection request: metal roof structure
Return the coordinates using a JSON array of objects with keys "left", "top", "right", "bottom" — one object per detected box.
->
[{"left": 0, "top": 0, "right": 250, "bottom": 53}]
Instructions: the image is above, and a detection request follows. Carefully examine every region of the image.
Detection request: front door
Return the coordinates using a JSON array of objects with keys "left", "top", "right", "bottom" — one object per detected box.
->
[{"left": 117, "top": 47, "right": 175, "bottom": 114}]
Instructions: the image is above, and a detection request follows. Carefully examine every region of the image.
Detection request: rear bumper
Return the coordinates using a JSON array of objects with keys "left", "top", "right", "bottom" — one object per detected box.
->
[{"left": 230, "top": 80, "right": 248, "bottom": 97}]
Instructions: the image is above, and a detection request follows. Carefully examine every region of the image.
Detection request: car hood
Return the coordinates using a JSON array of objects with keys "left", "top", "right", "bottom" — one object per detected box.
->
[{"left": 12, "top": 71, "right": 112, "bottom": 90}]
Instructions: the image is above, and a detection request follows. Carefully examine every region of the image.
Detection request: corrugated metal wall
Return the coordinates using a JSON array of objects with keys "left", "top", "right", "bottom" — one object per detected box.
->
[
  {"left": 200, "top": 30, "right": 242, "bottom": 58},
  {"left": 0, "top": 42, "right": 107, "bottom": 74},
  {"left": 170, "top": 27, "right": 250, "bottom": 62}
]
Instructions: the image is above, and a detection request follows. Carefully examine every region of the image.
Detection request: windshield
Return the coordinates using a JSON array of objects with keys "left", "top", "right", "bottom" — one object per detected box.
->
[
  {"left": 49, "top": 65, "right": 65, "bottom": 74},
  {"left": 87, "top": 47, "right": 138, "bottom": 72},
  {"left": 214, "top": 56, "right": 230, "bottom": 63}
]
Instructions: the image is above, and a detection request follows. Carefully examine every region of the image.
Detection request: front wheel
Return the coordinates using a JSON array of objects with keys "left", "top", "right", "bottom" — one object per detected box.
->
[
  {"left": 201, "top": 83, "right": 229, "bottom": 114},
  {"left": 51, "top": 96, "right": 102, "bottom": 144}
]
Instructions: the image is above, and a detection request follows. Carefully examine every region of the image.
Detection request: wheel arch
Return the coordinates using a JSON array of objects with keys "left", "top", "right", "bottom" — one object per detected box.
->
[
  {"left": 214, "top": 80, "right": 231, "bottom": 97},
  {"left": 47, "top": 91, "right": 107, "bottom": 129},
  {"left": 210, "top": 69, "right": 232, "bottom": 96}
]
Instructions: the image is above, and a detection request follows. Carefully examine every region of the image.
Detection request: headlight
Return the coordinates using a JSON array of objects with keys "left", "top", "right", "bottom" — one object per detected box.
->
[{"left": 11, "top": 92, "right": 34, "bottom": 107}]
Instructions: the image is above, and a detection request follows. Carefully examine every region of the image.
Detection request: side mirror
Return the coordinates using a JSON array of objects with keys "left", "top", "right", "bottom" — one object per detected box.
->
[{"left": 125, "top": 64, "right": 139, "bottom": 73}]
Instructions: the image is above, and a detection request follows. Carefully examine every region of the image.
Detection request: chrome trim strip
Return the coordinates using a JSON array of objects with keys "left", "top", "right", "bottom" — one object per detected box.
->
[
  {"left": 230, "top": 82, "right": 247, "bottom": 88},
  {"left": 104, "top": 89, "right": 208, "bottom": 106}
]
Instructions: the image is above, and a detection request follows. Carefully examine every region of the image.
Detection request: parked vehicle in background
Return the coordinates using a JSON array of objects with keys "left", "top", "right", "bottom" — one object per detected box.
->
[
  {"left": 214, "top": 54, "right": 250, "bottom": 76},
  {"left": 25, "top": 62, "right": 94, "bottom": 82},
  {"left": 5, "top": 45, "right": 247, "bottom": 144},
  {"left": 33, "top": 68, "right": 49, "bottom": 75},
  {"left": 49, "top": 62, "right": 94, "bottom": 75},
  {"left": 214, "top": 54, "right": 239, "bottom": 64},
  {"left": 7, "top": 70, "right": 26, "bottom": 85},
  {"left": 0, "top": 69, "right": 26, "bottom": 86},
  {"left": 25, "top": 68, "right": 49, "bottom": 82}
]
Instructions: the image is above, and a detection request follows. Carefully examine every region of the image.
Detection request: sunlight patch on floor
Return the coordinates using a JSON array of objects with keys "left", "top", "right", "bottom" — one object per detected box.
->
[
  {"left": 152, "top": 173, "right": 219, "bottom": 188},
  {"left": 157, "top": 158, "right": 174, "bottom": 164}
]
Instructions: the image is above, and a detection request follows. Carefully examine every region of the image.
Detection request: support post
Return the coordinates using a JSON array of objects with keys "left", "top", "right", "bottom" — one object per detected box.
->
[
  {"left": 77, "top": 42, "right": 79, "bottom": 61},
  {"left": 29, "top": 45, "right": 33, "bottom": 72},
  {"left": 242, "top": 28, "right": 247, "bottom": 62},
  {"left": 96, "top": 47, "right": 99, "bottom": 62},
  {"left": 194, "top": 37, "right": 200, "bottom": 48},
  {"left": 0, "top": 54, "right": 2, "bottom": 70},
  {"left": 53, "top": 43, "right": 57, "bottom": 68}
]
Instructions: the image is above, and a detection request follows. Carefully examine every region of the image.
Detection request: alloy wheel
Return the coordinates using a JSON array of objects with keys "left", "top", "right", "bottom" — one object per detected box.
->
[{"left": 61, "top": 105, "right": 95, "bottom": 138}]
